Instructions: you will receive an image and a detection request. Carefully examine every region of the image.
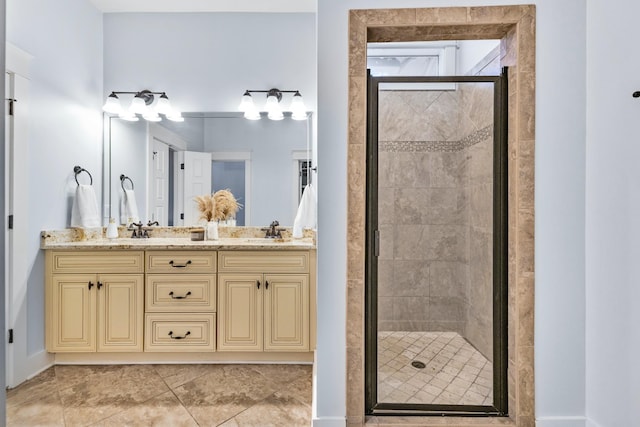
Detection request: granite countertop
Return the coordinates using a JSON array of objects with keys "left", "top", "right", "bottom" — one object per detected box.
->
[{"left": 40, "top": 227, "right": 316, "bottom": 250}]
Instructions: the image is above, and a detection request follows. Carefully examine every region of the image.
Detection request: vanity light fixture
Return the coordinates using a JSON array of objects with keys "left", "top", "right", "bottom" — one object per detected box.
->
[
  {"left": 238, "top": 88, "right": 307, "bottom": 121},
  {"left": 102, "top": 89, "right": 183, "bottom": 122}
]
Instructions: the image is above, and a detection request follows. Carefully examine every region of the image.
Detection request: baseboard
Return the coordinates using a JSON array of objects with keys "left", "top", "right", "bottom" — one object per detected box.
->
[
  {"left": 312, "top": 417, "right": 346, "bottom": 427},
  {"left": 537, "top": 416, "right": 587, "bottom": 427}
]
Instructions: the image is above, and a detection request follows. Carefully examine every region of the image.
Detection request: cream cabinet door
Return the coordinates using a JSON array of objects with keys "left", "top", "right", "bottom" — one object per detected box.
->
[
  {"left": 97, "top": 274, "right": 144, "bottom": 352},
  {"left": 48, "top": 274, "right": 97, "bottom": 352},
  {"left": 217, "top": 274, "right": 263, "bottom": 351},
  {"left": 264, "top": 275, "right": 309, "bottom": 351}
]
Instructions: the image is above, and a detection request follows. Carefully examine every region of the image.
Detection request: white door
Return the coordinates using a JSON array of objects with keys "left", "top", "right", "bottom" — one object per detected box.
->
[
  {"left": 181, "top": 151, "right": 212, "bottom": 226},
  {"left": 149, "top": 137, "right": 169, "bottom": 225},
  {"left": 5, "top": 71, "right": 31, "bottom": 387}
]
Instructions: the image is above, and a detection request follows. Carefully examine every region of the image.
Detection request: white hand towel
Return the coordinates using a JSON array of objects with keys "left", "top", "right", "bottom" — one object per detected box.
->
[
  {"left": 70, "top": 184, "right": 101, "bottom": 228},
  {"left": 293, "top": 183, "right": 317, "bottom": 238},
  {"left": 120, "top": 189, "right": 140, "bottom": 225}
]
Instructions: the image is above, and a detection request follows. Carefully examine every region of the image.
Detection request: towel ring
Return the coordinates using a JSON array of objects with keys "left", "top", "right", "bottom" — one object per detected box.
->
[
  {"left": 73, "top": 166, "right": 93, "bottom": 186},
  {"left": 120, "top": 174, "right": 134, "bottom": 191}
]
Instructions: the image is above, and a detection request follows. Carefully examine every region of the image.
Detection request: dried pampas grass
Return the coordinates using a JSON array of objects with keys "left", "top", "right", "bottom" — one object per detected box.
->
[
  {"left": 194, "top": 194, "right": 216, "bottom": 222},
  {"left": 213, "top": 189, "right": 242, "bottom": 221},
  {"left": 194, "top": 189, "right": 242, "bottom": 222}
]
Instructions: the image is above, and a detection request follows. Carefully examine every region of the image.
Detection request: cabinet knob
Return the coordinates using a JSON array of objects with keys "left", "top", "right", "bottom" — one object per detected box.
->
[
  {"left": 97, "top": 282, "right": 103, "bottom": 290},
  {"left": 257, "top": 280, "right": 261, "bottom": 289},
  {"left": 88, "top": 281, "right": 94, "bottom": 290},
  {"left": 265, "top": 281, "right": 269, "bottom": 290}
]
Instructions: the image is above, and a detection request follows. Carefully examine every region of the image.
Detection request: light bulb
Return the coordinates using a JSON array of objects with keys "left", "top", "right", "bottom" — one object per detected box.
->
[
  {"left": 238, "top": 91, "right": 254, "bottom": 112},
  {"left": 268, "top": 110, "right": 284, "bottom": 121},
  {"left": 290, "top": 91, "right": 306, "bottom": 115},
  {"left": 102, "top": 93, "right": 122, "bottom": 114},
  {"left": 118, "top": 111, "right": 139, "bottom": 122},
  {"left": 156, "top": 93, "right": 172, "bottom": 115},
  {"left": 244, "top": 108, "right": 261, "bottom": 120},
  {"left": 265, "top": 94, "right": 280, "bottom": 113},
  {"left": 130, "top": 95, "right": 148, "bottom": 114},
  {"left": 167, "top": 111, "right": 185, "bottom": 122},
  {"left": 291, "top": 111, "right": 308, "bottom": 121},
  {"left": 143, "top": 111, "right": 162, "bottom": 122}
]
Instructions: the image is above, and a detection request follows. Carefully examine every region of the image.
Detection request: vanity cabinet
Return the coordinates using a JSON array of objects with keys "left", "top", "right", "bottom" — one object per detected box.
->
[
  {"left": 44, "top": 244, "right": 315, "bottom": 362},
  {"left": 45, "top": 251, "right": 144, "bottom": 352},
  {"left": 144, "top": 250, "right": 217, "bottom": 352},
  {"left": 217, "top": 251, "right": 310, "bottom": 352}
]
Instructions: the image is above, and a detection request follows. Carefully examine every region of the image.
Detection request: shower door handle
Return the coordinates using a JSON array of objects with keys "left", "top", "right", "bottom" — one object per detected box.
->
[{"left": 374, "top": 229, "right": 380, "bottom": 257}]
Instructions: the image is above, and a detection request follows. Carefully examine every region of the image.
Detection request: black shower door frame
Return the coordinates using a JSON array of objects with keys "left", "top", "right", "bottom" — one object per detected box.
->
[{"left": 365, "top": 70, "right": 509, "bottom": 417}]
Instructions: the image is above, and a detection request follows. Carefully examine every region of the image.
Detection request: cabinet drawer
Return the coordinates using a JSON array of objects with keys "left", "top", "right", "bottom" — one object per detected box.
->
[
  {"left": 49, "top": 251, "right": 144, "bottom": 274},
  {"left": 146, "top": 251, "right": 216, "bottom": 273},
  {"left": 144, "top": 313, "right": 215, "bottom": 352},
  {"left": 146, "top": 275, "right": 216, "bottom": 312},
  {"left": 218, "top": 251, "right": 309, "bottom": 273}
]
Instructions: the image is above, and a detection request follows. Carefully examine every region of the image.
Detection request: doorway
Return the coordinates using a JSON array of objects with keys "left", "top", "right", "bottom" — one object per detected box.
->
[
  {"left": 345, "top": 7, "right": 536, "bottom": 424},
  {"left": 365, "top": 72, "right": 508, "bottom": 415}
]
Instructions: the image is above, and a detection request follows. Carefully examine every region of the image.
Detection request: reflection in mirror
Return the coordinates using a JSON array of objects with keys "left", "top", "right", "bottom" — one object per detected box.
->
[{"left": 107, "top": 113, "right": 312, "bottom": 227}]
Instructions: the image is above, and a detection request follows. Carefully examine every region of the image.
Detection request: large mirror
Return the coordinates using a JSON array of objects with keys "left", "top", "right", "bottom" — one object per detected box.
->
[{"left": 106, "top": 113, "right": 313, "bottom": 227}]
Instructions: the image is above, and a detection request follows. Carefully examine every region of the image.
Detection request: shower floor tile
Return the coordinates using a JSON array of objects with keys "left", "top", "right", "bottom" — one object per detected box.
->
[{"left": 378, "top": 331, "right": 493, "bottom": 406}]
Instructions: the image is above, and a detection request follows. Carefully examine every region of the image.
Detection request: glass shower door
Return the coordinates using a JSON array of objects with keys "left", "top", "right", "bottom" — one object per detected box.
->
[{"left": 366, "top": 73, "right": 508, "bottom": 415}]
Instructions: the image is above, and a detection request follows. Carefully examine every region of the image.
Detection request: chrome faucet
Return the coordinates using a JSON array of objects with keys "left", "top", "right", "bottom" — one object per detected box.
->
[
  {"left": 262, "top": 220, "right": 282, "bottom": 238},
  {"left": 147, "top": 220, "right": 159, "bottom": 226}
]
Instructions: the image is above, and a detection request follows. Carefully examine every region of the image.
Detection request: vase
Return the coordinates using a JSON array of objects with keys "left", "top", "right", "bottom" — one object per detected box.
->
[
  {"left": 206, "top": 221, "right": 219, "bottom": 240},
  {"left": 106, "top": 218, "right": 119, "bottom": 239}
]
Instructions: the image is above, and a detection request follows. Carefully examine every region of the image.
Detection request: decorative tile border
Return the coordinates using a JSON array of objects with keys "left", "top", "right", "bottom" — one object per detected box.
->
[
  {"left": 347, "top": 5, "right": 536, "bottom": 427},
  {"left": 380, "top": 125, "right": 492, "bottom": 152}
]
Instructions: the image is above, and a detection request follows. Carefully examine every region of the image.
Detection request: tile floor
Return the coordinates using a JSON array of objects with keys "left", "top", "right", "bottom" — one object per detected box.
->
[
  {"left": 378, "top": 331, "right": 493, "bottom": 405},
  {"left": 6, "top": 363, "right": 312, "bottom": 426}
]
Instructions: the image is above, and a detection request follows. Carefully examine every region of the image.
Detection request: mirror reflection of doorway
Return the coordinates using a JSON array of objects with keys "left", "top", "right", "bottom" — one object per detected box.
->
[{"left": 365, "top": 72, "right": 508, "bottom": 415}]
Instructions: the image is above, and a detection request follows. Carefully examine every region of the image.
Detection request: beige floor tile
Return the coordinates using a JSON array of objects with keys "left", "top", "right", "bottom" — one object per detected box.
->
[
  {"left": 59, "top": 365, "right": 170, "bottom": 426},
  {"left": 277, "top": 370, "right": 313, "bottom": 406},
  {"left": 6, "top": 363, "right": 313, "bottom": 427},
  {"left": 252, "top": 364, "right": 312, "bottom": 388},
  {"left": 173, "top": 365, "right": 276, "bottom": 427},
  {"left": 219, "top": 392, "right": 311, "bottom": 427},
  {"left": 6, "top": 367, "right": 58, "bottom": 408},
  {"left": 91, "top": 391, "right": 198, "bottom": 427},
  {"left": 153, "top": 364, "right": 217, "bottom": 389},
  {"left": 378, "top": 331, "right": 493, "bottom": 405},
  {"left": 6, "top": 388, "right": 65, "bottom": 427}
]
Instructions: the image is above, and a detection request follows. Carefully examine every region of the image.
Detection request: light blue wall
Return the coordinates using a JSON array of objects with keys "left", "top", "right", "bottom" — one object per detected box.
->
[
  {"left": 317, "top": 0, "right": 586, "bottom": 425},
  {"left": 6, "top": 0, "right": 103, "bottom": 374},
  {"left": 586, "top": 1, "right": 640, "bottom": 426},
  {"left": 203, "top": 117, "right": 308, "bottom": 226},
  {"left": 103, "top": 12, "right": 316, "bottom": 113}
]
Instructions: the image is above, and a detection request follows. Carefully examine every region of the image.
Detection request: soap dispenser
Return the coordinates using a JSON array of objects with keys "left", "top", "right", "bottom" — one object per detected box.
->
[{"left": 106, "top": 218, "right": 119, "bottom": 239}]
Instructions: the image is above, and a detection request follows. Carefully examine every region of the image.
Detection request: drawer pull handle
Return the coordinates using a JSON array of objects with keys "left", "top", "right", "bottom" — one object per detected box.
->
[
  {"left": 169, "top": 291, "right": 192, "bottom": 299},
  {"left": 168, "top": 331, "right": 191, "bottom": 340},
  {"left": 265, "top": 280, "right": 269, "bottom": 290},
  {"left": 257, "top": 280, "right": 261, "bottom": 289},
  {"left": 169, "top": 260, "right": 192, "bottom": 268}
]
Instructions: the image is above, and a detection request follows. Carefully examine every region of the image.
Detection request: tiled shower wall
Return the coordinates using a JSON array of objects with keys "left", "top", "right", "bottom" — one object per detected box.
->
[{"left": 377, "top": 80, "right": 494, "bottom": 360}]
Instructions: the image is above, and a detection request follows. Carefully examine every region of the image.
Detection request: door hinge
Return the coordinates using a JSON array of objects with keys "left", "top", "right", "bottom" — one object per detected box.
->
[
  {"left": 180, "top": 213, "right": 184, "bottom": 220},
  {"left": 8, "top": 329, "right": 13, "bottom": 344},
  {"left": 8, "top": 215, "right": 13, "bottom": 230},
  {"left": 180, "top": 163, "right": 185, "bottom": 170},
  {"left": 6, "top": 98, "right": 16, "bottom": 116}
]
